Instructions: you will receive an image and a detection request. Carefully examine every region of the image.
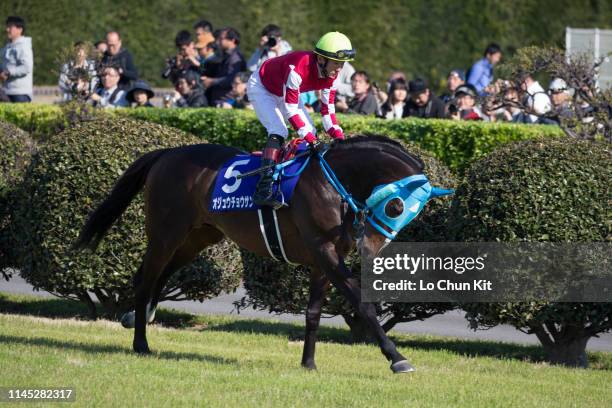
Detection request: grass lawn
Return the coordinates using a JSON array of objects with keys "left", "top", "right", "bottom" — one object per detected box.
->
[{"left": 0, "top": 293, "right": 611, "bottom": 408}]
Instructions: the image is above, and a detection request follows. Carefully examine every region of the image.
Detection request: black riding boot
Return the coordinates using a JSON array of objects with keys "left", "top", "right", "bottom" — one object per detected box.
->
[{"left": 253, "top": 134, "right": 285, "bottom": 209}]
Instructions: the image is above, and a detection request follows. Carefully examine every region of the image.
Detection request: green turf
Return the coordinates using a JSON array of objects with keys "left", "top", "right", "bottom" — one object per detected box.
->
[{"left": 0, "top": 293, "right": 610, "bottom": 407}]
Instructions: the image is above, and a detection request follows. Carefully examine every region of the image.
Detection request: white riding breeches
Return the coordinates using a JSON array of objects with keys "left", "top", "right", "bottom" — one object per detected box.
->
[{"left": 247, "top": 71, "right": 315, "bottom": 139}]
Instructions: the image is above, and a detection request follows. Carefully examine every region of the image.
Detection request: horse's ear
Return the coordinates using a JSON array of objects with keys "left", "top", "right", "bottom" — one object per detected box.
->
[{"left": 430, "top": 187, "right": 454, "bottom": 198}]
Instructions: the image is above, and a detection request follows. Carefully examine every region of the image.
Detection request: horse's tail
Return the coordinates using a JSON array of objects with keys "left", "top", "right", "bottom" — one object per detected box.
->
[{"left": 74, "top": 148, "right": 169, "bottom": 251}]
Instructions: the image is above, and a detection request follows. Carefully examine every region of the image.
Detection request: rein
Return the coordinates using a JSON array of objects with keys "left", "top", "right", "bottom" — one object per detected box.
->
[{"left": 317, "top": 151, "right": 369, "bottom": 238}]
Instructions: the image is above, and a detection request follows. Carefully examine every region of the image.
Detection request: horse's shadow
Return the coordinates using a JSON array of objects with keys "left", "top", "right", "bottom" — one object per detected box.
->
[
  {"left": 2, "top": 295, "right": 609, "bottom": 369},
  {"left": 202, "top": 317, "right": 548, "bottom": 363},
  {"left": 0, "top": 334, "right": 238, "bottom": 366}
]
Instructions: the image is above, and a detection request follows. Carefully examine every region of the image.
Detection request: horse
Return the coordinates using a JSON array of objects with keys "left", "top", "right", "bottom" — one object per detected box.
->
[{"left": 74, "top": 135, "right": 450, "bottom": 373}]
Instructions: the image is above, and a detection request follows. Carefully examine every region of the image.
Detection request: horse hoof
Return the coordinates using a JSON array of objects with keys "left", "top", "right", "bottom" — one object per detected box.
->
[
  {"left": 134, "top": 347, "right": 151, "bottom": 355},
  {"left": 121, "top": 311, "right": 135, "bottom": 329},
  {"left": 301, "top": 362, "right": 317, "bottom": 371},
  {"left": 390, "top": 360, "right": 416, "bottom": 373},
  {"left": 133, "top": 342, "right": 151, "bottom": 355}
]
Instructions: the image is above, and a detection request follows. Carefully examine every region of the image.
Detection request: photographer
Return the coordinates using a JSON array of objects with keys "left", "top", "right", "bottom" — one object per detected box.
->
[
  {"left": 162, "top": 30, "right": 203, "bottom": 84},
  {"left": 247, "top": 24, "right": 292, "bottom": 72},
  {"left": 448, "top": 84, "right": 488, "bottom": 121},
  {"left": 58, "top": 41, "right": 98, "bottom": 101}
]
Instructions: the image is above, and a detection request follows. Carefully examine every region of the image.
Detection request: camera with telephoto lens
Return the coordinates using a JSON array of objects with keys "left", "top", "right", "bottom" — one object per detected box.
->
[
  {"left": 448, "top": 98, "right": 459, "bottom": 115},
  {"left": 265, "top": 36, "right": 278, "bottom": 49},
  {"left": 162, "top": 56, "right": 178, "bottom": 79}
]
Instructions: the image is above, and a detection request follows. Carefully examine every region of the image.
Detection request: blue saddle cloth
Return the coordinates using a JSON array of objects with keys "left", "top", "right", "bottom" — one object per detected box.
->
[{"left": 209, "top": 142, "right": 310, "bottom": 213}]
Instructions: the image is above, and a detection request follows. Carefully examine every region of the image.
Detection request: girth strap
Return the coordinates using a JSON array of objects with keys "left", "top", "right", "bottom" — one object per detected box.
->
[{"left": 257, "top": 208, "right": 293, "bottom": 264}]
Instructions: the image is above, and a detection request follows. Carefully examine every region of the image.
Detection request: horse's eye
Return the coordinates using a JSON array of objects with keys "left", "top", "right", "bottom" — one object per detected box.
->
[{"left": 384, "top": 198, "right": 404, "bottom": 219}]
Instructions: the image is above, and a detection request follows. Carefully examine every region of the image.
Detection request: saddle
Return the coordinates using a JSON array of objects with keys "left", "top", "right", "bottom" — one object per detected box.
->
[{"left": 209, "top": 140, "right": 310, "bottom": 213}]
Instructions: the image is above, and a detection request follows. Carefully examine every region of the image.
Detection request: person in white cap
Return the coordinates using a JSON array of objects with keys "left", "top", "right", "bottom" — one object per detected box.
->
[{"left": 545, "top": 78, "right": 575, "bottom": 124}]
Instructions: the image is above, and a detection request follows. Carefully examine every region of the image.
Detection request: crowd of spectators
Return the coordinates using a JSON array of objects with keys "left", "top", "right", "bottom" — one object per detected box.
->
[{"left": 0, "top": 15, "right": 599, "bottom": 127}]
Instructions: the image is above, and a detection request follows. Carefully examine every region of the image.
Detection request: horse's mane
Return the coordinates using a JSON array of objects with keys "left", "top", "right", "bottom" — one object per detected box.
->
[{"left": 331, "top": 134, "right": 424, "bottom": 171}]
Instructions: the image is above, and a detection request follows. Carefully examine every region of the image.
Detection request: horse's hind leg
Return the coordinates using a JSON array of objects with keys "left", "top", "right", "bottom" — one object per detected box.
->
[
  {"left": 121, "top": 226, "right": 224, "bottom": 329},
  {"left": 301, "top": 269, "right": 329, "bottom": 370},
  {"left": 133, "top": 239, "right": 178, "bottom": 354},
  {"left": 145, "top": 226, "right": 225, "bottom": 320}
]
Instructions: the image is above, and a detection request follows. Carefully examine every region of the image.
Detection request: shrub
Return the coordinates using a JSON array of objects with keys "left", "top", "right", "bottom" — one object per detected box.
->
[
  {"left": 0, "top": 121, "right": 37, "bottom": 276},
  {"left": 10, "top": 117, "right": 241, "bottom": 318},
  {"left": 117, "top": 108, "right": 563, "bottom": 172},
  {"left": 449, "top": 137, "right": 612, "bottom": 367},
  {"left": 0, "top": 104, "right": 66, "bottom": 140},
  {"left": 238, "top": 141, "right": 457, "bottom": 340}
]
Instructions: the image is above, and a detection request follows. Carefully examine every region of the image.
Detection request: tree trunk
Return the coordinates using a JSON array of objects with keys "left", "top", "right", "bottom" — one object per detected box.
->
[
  {"left": 543, "top": 337, "right": 589, "bottom": 368},
  {"left": 92, "top": 288, "right": 123, "bottom": 319},
  {"left": 342, "top": 313, "right": 375, "bottom": 343},
  {"left": 532, "top": 325, "right": 589, "bottom": 368},
  {"left": 78, "top": 292, "right": 98, "bottom": 320}
]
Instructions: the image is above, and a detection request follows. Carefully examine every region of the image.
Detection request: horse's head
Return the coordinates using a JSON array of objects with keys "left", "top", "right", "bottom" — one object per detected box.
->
[{"left": 325, "top": 135, "right": 453, "bottom": 261}]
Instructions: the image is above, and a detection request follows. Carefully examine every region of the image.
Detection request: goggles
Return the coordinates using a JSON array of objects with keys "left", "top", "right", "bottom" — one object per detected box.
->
[{"left": 314, "top": 48, "right": 356, "bottom": 61}]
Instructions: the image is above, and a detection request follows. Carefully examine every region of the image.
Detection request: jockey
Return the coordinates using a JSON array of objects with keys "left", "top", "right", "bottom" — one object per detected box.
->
[{"left": 247, "top": 31, "right": 355, "bottom": 208}]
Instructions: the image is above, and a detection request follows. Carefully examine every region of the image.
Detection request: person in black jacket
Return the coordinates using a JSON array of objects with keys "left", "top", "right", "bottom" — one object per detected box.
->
[
  {"left": 101, "top": 31, "right": 138, "bottom": 89},
  {"left": 174, "top": 70, "right": 208, "bottom": 108},
  {"left": 405, "top": 77, "right": 446, "bottom": 119},
  {"left": 201, "top": 27, "right": 246, "bottom": 106}
]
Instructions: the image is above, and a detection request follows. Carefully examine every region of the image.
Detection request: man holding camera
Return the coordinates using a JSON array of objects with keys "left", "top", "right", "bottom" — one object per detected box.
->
[
  {"left": 448, "top": 84, "right": 488, "bottom": 121},
  {"left": 163, "top": 30, "right": 204, "bottom": 84},
  {"left": 247, "top": 24, "right": 292, "bottom": 72}
]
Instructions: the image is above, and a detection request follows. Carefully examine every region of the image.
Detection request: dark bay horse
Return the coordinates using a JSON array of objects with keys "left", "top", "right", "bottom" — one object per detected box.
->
[{"left": 75, "top": 135, "right": 429, "bottom": 373}]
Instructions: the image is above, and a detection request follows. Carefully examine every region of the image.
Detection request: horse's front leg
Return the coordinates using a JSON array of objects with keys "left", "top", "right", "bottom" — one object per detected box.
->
[
  {"left": 301, "top": 270, "right": 329, "bottom": 370},
  {"left": 318, "top": 246, "right": 415, "bottom": 373}
]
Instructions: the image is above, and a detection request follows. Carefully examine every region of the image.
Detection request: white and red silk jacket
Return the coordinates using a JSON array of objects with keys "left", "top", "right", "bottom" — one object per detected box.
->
[{"left": 259, "top": 51, "right": 344, "bottom": 141}]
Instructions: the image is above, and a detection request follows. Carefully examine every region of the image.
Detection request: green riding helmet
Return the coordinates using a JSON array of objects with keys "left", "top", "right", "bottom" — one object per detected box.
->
[{"left": 313, "top": 32, "right": 356, "bottom": 62}]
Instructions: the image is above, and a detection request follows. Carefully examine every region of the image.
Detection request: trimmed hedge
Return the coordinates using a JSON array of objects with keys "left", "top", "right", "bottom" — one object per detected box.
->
[
  {"left": 118, "top": 108, "right": 564, "bottom": 172},
  {"left": 238, "top": 141, "right": 457, "bottom": 339},
  {"left": 0, "top": 104, "right": 66, "bottom": 140},
  {"left": 449, "top": 138, "right": 610, "bottom": 242},
  {"left": 0, "top": 121, "right": 37, "bottom": 275},
  {"left": 448, "top": 137, "right": 611, "bottom": 367},
  {"left": 9, "top": 116, "right": 241, "bottom": 317},
  {"left": 0, "top": 104, "right": 563, "bottom": 172}
]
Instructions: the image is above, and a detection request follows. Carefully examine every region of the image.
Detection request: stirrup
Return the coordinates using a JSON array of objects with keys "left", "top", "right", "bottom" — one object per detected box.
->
[
  {"left": 253, "top": 187, "right": 286, "bottom": 209},
  {"left": 253, "top": 181, "right": 286, "bottom": 209},
  {"left": 257, "top": 196, "right": 286, "bottom": 210}
]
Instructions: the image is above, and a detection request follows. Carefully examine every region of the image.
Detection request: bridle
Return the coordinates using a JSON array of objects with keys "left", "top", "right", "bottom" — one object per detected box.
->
[{"left": 316, "top": 151, "right": 453, "bottom": 241}]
